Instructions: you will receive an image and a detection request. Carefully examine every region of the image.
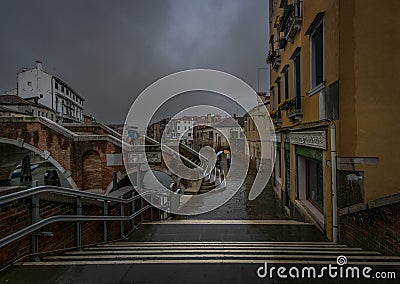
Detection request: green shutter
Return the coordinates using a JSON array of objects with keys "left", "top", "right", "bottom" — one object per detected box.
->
[{"left": 295, "top": 145, "right": 323, "bottom": 161}]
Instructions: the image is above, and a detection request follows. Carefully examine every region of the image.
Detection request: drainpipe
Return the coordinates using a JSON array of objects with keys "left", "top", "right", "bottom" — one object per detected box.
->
[{"left": 330, "top": 121, "right": 338, "bottom": 243}]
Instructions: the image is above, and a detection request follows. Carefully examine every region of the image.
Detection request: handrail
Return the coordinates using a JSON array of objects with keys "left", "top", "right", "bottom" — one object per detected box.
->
[
  {"left": 0, "top": 185, "right": 171, "bottom": 256},
  {"left": 145, "top": 135, "right": 210, "bottom": 165},
  {"left": 0, "top": 205, "right": 153, "bottom": 249},
  {"left": 0, "top": 185, "right": 169, "bottom": 205},
  {"left": 161, "top": 144, "right": 202, "bottom": 169},
  {"left": 123, "top": 136, "right": 202, "bottom": 170}
]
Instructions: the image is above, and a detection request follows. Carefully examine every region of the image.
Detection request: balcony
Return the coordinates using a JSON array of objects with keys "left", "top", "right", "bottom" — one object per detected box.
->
[
  {"left": 272, "top": 109, "right": 282, "bottom": 127},
  {"left": 273, "top": 117, "right": 282, "bottom": 127},
  {"left": 286, "top": 96, "right": 303, "bottom": 122},
  {"left": 272, "top": 56, "right": 281, "bottom": 71},
  {"left": 278, "top": 38, "right": 287, "bottom": 49},
  {"left": 287, "top": 109, "right": 303, "bottom": 121},
  {"left": 286, "top": 19, "right": 302, "bottom": 43},
  {"left": 281, "top": 2, "right": 302, "bottom": 43},
  {"left": 266, "top": 51, "right": 281, "bottom": 72}
]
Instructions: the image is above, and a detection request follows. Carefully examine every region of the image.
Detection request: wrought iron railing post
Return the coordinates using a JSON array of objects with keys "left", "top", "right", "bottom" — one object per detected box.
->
[
  {"left": 103, "top": 201, "right": 108, "bottom": 243},
  {"left": 140, "top": 197, "right": 144, "bottom": 223},
  {"left": 150, "top": 194, "right": 154, "bottom": 221},
  {"left": 120, "top": 198, "right": 125, "bottom": 239},
  {"left": 131, "top": 191, "right": 136, "bottom": 230},
  {"left": 31, "top": 194, "right": 40, "bottom": 261},
  {"left": 76, "top": 197, "right": 82, "bottom": 249}
]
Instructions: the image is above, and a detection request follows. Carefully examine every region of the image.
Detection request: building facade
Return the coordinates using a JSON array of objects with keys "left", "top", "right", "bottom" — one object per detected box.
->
[
  {"left": 17, "top": 61, "right": 84, "bottom": 122},
  {"left": 147, "top": 118, "right": 170, "bottom": 141},
  {"left": 267, "top": 0, "right": 400, "bottom": 254},
  {"left": 165, "top": 117, "right": 195, "bottom": 147},
  {"left": 0, "top": 94, "right": 56, "bottom": 121},
  {"left": 193, "top": 124, "right": 214, "bottom": 151}
]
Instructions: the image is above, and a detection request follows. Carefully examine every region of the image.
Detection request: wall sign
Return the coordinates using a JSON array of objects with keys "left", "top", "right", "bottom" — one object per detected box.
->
[{"left": 290, "top": 131, "right": 327, "bottom": 150}]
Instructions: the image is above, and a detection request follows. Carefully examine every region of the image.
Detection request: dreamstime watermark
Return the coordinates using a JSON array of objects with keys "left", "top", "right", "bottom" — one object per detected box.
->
[
  {"left": 122, "top": 69, "right": 276, "bottom": 215},
  {"left": 256, "top": 255, "right": 397, "bottom": 280}
]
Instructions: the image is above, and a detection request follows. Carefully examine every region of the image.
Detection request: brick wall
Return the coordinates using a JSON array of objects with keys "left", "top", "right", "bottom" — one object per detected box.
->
[
  {"left": 0, "top": 118, "right": 124, "bottom": 190},
  {"left": 339, "top": 198, "right": 400, "bottom": 256},
  {"left": 0, "top": 198, "right": 31, "bottom": 265}
]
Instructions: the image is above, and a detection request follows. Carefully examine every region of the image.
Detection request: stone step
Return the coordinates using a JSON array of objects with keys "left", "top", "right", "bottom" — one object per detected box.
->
[
  {"left": 201, "top": 181, "right": 215, "bottom": 186},
  {"left": 200, "top": 184, "right": 218, "bottom": 190},
  {"left": 20, "top": 241, "right": 400, "bottom": 266}
]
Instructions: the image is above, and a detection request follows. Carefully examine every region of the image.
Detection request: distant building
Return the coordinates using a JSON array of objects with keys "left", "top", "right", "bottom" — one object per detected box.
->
[
  {"left": 83, "top": 114, "right": 96, "bottom": 124},
  {"left": 147, "top": 118, "right": 170, "bottom": 141},
  {"left": 211, "top": 116, "right": 244, "bottom": 151},
  {"left": 0, "top": 105, "right": 25, "bottom": 117},
  {"left": 193, "top": 124, "right": 214, "bottom": 151},
  {"left": 0, "top": 94, "right": 56, "bottom": 121},
  {"left": 17, "top": 61, "right": 84, "bottom": 122},
  {"left": 107, "top": 123, "right": 124, "bottom": 135},
  {"left": 165, "top": 117, "right": 195, "bottom": 147}
]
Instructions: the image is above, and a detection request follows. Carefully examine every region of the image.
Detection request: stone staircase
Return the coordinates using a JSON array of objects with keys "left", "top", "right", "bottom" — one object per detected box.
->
[{"left": 22, "top": 241, "right": 400, "bottom": 266}]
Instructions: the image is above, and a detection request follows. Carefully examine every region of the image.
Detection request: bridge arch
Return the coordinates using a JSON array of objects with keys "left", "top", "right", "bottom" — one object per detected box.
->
[{"left": 0, "top": 137, "right": 78, "bottom": 189}]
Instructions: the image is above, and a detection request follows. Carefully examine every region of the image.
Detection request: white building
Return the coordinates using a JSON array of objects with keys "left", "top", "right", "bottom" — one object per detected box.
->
[
  {"left": 166, "top": 116, "right": 195, "bottom": 146},
  {"left": 211, "top": 117, "right": 244, "bottom": 150},
  {"left": 17, "top": 61, "right": 84, "bottom": 122}
]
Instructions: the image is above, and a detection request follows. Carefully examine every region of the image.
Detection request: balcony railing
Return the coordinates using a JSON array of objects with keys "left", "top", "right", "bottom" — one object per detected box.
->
[
  {"left": 287, "top": 95, "right": 303, "bottom": 122},
  {"left": 281, "top": 1, "right": 302, "bottom": 43},
  {"left": 273, "top": 109, "right": 282, "bottom": 127},
  {"left": 266, "top": 51, "right": 281, "bottom": 71},
  {"left": 278, "top": 38, "right": 287, "bottom": 49}
]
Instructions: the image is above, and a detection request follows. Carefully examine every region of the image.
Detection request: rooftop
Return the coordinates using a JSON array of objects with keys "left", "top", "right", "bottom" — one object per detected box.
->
[{"left": 0, "top": 94, "right": 31, "bottom": 105}]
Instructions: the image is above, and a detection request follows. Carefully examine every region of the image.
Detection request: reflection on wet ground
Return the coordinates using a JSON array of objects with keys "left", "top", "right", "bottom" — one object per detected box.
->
[{"left": 175, "top": 171, "right": 288, "bottom": 220}]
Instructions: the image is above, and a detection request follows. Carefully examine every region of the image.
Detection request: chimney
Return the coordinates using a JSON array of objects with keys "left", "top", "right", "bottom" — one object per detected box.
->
[{"left": 36, "top": 60, "right": 43, "bottom": 71}]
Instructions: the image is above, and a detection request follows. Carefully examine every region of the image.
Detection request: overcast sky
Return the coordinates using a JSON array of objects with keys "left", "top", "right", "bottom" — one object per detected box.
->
[{"left": 0, "top": 0, "right": 269, "bottom": 124}]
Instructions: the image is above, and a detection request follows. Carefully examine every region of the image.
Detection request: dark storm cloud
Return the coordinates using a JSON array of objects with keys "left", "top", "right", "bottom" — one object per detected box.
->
[{"left": 0, "top": 0, "right": 269, "bottom": 123}]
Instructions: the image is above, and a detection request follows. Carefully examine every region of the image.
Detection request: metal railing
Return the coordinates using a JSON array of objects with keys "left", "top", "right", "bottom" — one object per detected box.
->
[
  {"left": 0, "top": 185, "right": 170, "bottom": 262},
  {"left": 145, "top": 135, "right": 210, "bottom": 168},
  {"left": 281, "top": 1, "right": 302, "bottom": 39}
]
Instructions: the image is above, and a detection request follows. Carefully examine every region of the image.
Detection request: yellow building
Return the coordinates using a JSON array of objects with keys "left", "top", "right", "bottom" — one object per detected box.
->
[{"left": 267, "top": 0, "right": 400, "bottom": 254}]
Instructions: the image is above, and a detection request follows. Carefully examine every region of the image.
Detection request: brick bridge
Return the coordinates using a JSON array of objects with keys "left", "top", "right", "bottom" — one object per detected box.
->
[
  {"left": 0, "top": 117, "right": 202, "bottom": 191},
  {"left": 0, "top": 117, "right": 126, "bottom": 190}
]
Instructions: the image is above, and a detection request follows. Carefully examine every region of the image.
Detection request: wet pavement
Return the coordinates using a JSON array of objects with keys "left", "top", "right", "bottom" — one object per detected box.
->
[
  {"left": 128, "top": 223, "right": 326, "bottom": 242},
  {"left": 176, "top": 171, "right": 288, "bottom": 220},
  {"left": 130, "top": 170, "right": 326, "bottom": 243}
]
